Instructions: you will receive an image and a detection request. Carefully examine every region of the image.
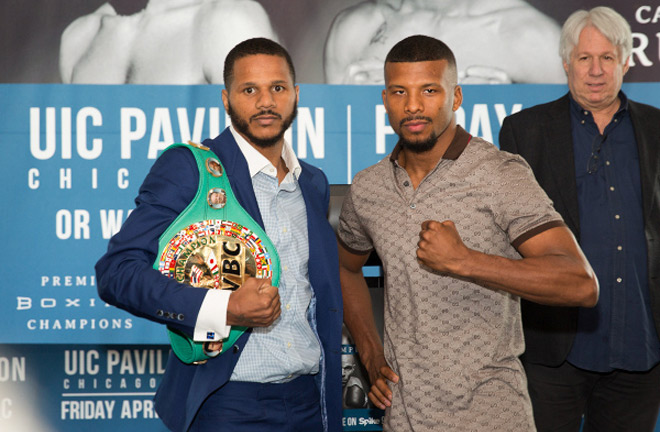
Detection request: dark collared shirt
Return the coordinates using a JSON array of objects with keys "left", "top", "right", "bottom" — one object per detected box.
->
[{"left": 567, "top": 92, "right": 660, "bottom": 372}]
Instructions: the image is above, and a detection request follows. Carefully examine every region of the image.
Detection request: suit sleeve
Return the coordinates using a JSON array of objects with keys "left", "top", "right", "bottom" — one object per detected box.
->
[
  {"left": 498, "top": 116, "right": 519, "bottom": 154},
  {"left": 95, "top": 147, "right": 210, "bottom": 337}
]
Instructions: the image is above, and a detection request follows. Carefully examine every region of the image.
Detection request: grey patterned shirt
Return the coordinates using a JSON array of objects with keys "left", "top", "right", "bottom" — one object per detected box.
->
[{"left": 338, "top": 126, "right": 563, "bottom": 431}]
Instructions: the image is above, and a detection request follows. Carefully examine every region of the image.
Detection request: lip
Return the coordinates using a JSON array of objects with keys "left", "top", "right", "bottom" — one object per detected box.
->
[
  {"left": 586, "top": 83, "right": 606, "bottom": 91},
  {"left": 403, "top": 121, "right": 428, "bottom": 133},
  {"left": 252, "top": 115, "right": 280, "bottom": 126}
]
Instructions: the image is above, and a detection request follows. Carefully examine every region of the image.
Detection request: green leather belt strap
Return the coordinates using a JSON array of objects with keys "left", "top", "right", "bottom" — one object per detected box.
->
[{"left": 153, "top": 141, "right": 280, "bottom": 364}]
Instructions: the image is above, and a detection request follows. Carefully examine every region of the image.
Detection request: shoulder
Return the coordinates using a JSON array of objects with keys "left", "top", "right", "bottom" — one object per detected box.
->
[
  {"left": 147, "top": 145, "right": 199, "bottom": 186},
  {"left": 59, "top": 3, "right": 117, "bottom": 83},
  {"left": 628, "top": 99, "right": 660, "bottom": 118},
  {"left": 324, "top": 1, "right": 388, "bottom": 82},
  {"left": 350, "top": 157, "right": 390, "bottom": 189},
  {"left": 202, "top": 0, "right": 270, "bottom": 19},
  {"left": 328, "top": 1, "right": 385, "bottom": 31},
  {"left": 197, "top": 0, "right": 275, "bottom": 37},
  {"left": 466, "top": 137, "right": 535, "bottom": 178},
  {"left": 504, "top": 95, "right": 568, "bottom": 125},
  {"left": 299, "top": 160, "right": 331, "bottom": 196},
  {"left": 300, "top": 159, "right": 328, "bottom": 183}
]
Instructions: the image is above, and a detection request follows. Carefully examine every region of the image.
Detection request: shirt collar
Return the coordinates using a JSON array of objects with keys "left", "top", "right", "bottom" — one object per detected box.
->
[
  {"left": 389, "top": 125, "right": 472, "bottom": 163},
  {"left": 229, "top": 125, "right": 302, "bottom": 180},
  {"left": 568, "top": 90, "right": 629, "bottom": 120}
]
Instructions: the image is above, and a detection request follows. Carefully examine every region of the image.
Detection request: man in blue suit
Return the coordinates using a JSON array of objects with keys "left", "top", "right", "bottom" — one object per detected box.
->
[{"left": 95, "top": 38, "right": 343, "bottom": 432}]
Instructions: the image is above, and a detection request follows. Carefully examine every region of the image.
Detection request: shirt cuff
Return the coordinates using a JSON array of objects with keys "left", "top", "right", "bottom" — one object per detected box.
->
[{"left": 193, "top": 289, "right": 231, "bottom": 342}]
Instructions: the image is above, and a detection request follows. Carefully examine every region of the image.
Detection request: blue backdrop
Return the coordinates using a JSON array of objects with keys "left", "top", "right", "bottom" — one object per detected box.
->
[{"left": 2, "top": 83, "right": 660, "bottom": 430}]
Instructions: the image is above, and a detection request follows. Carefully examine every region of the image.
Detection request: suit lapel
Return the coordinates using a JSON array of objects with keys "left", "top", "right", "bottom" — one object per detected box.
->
[
  {"left": 208, "top": 128, "right": 265, "bottom": 229},
  {"left": 298, "top": 168, "right": 322, "bottom": 271},
  {"left": 629, "top": 101, "right": 660, "bottom": 226},
  {"left": 545, "top": 96, "right": 581, "bottom": 232}
]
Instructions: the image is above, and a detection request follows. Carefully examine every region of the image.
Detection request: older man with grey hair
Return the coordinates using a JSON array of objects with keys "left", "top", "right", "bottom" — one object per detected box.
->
[{"left": 500, "top": 6, "right": 660, "bottom": 431}]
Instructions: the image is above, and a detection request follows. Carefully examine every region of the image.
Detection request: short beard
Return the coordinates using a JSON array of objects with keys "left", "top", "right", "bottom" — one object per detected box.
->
[
  {"left": 399, "top": 134, "right": 439, "bottom": 154},
  {"left": 227, "top": 102, "right": 298, "bottom": 148},
  {"left": 398, "top": 115, "right": 438, "bottom": 154}
]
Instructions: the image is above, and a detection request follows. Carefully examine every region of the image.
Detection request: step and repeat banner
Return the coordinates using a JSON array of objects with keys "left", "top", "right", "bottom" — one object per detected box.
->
[{"left": 1, "top": 0, "right": 659, "bottom": 431}]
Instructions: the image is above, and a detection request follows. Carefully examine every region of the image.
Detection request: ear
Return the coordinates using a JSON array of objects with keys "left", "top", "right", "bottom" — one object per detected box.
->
[
  {"left": 622, "top": 56, "right": 630, "bottom": 76},
  {"left": 381, "top": 89, "right": 388, "bottom": 113},
  {"left": 221, "top": 89, "right": 229, "bottom": 112},
  {"left": 563, "top": 61, "right": 569, "bottom": 75},
  {"left": 295, "top": 85, "right": 300, "bottom": 104},
  {"left": 452, "top": 85, "right": 463, "bottom": 112}
]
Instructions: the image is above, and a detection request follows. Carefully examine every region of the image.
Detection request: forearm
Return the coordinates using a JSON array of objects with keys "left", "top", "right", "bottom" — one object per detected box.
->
[
  {"left": 340, "top": 267, "right": 383, "bottom": 363},
  {"left": 450, "top": 246, "right": 598, "bottom": 307},
  {"left": 96, "top": 146, "right": 207, "bottom": 333}
]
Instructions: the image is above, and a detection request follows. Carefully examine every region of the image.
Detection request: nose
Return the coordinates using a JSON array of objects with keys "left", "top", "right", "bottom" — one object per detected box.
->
[
  {"left": 405, "top": 93, "right": 423, "bottom": 114},
  {"left": 256, "top": 90, "right": 276, "bottom": 109},
  {"left": 589, "top": 58, "right": 603, "bottom": 76}
]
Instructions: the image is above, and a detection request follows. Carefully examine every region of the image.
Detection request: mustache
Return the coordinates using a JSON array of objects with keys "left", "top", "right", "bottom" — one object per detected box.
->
[
  {"left": 400, "top": 115, "right": 432, "bottom": 127},
  {"left": 250, "top": 110, "right": 282, "bottom": 121}
]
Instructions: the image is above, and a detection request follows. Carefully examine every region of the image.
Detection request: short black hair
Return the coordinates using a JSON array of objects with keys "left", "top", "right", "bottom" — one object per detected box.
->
[
  {"left": 385, "top": 35, "right": 457, "bottom": 82},
  {"left": 223, "top": 38, "right": 296, "bottom": 89}
]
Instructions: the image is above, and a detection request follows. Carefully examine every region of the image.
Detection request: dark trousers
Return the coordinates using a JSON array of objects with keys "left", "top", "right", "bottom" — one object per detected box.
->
[
  {"left": 189, "top": 375, "right": 323, "bottom": 432},
  {"left": 523, "top": 360, "right": 660, "bottom": 432}
]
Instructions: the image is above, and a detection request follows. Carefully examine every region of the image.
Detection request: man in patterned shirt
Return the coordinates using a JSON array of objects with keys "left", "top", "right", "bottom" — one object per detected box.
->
[{"left": 336, "top": 35, "right": 599, "bottom": 431}]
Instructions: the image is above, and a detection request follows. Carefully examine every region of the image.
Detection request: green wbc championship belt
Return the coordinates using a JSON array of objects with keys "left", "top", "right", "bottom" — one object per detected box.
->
[{"left": 153, "top": 141, "right": 280, "bottom": 364}]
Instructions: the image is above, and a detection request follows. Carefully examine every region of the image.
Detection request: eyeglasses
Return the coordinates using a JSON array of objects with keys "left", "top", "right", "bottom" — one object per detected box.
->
[{"left": 587, "top": 134, "right": 607, "bottom": 174}]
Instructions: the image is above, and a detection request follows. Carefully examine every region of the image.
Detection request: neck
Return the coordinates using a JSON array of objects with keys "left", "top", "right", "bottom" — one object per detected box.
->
[
  {"left": 590, "top": 98, "right": 621, "bottom": 134},
  {"left": 398, "top": 125, "right": 456, "bottom": 189},
  {"left": 251, "top": 140, "right": 289, "bottom": 184}
]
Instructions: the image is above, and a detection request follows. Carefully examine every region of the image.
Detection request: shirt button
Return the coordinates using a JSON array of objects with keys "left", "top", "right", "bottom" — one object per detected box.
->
[
  {"left": 614, "top": 214, "right": 620, "bottom": 220},
  {"left": 286, "top": 304, "right": 291, "bottom": 310},
  {"left": 283, "top": 265, "right": 288, "bottom": 271},
  {"left": 606, "top": 161, "right": 611, "bottom": 166},
  {"left": 410, "top": 203, "right": 416, "bottom": 209},
  {"left": 403, "top": 181, "right": 410, "bottom": 187},
  {"left": 609, "top": 186, "right": 615, "bottom": 191},
  {"left": 616, "top": 277, "right": 622, "bottom": 283},
  {"left": 617, "top": 245, "right": 623, "bottom": 251},
  {"left": 287, "top": 342, "right": 292, "bottom": 348},
  {"left": 580, "top": 120, "right": 585, "bottom": 124},
  {"left": 282, "top": 227, "right": 287, "bottom": 233}
]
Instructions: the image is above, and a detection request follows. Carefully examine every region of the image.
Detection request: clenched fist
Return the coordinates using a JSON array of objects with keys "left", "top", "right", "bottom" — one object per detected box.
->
[
  {"left": 226, "top": 277, "right": 281, "bottom": 327},
  {"left": 417, "top": 220, "right": 471, "bottom": 274}
]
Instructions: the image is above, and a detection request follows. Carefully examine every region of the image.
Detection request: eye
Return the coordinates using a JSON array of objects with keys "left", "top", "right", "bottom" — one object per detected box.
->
[
  {"left": 423, "top": 88, "right": 437, "bottom": 94},
  {"left": 273, "top": 85, "right": 284, "bottom": 92},
  {"left": 243, "top": 87, "right": 255, "bottom": 95}
]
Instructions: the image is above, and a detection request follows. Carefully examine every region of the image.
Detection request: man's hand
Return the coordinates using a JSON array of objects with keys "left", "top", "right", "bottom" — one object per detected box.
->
[
  {"left": 226, "top": 277, "right": 280, "bottom": 327},
  {"left": 363, "top": 354, "right": 399, "bottom": 409},
  {"left": 417, "top": 220, "right": 471, "bottom": 274}
]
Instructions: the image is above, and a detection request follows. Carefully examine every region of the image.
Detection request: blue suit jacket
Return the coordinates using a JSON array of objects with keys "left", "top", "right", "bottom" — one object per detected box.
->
[{"left": 95, "top": 128, "right": 343, "bottom": 431}]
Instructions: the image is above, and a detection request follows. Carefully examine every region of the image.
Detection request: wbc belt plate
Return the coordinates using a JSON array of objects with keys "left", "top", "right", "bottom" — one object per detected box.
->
[{"left": 158, "top": 219, "right": 275, "bottom": 291}]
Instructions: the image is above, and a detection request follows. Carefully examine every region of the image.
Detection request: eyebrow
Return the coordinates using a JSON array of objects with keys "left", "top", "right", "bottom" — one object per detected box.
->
[{"left": 387, "top": 82, "right": 440, "bottom": 89}]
